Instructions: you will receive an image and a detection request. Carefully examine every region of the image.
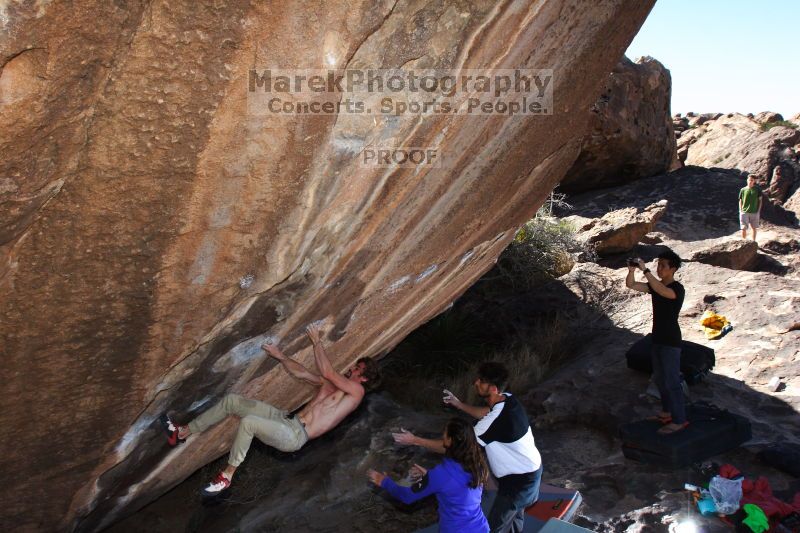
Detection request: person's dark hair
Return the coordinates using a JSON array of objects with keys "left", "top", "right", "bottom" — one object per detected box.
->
[
  {"left": 357, "top": 357, "right": 381, "bottom": 391},
  {"left": 477, "top": 361, "right": 509, "bottom": 391},
  {"left": 657, "top": 249, "right": 682, "bottom": 270},
  {"left": 444, "top": 418, "right": 489, "bottom": 489}
]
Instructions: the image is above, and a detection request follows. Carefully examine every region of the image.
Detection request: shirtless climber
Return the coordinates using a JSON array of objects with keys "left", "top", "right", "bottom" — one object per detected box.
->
[{"left": 162, "top": 324, "right": 381, "bottom": 496}]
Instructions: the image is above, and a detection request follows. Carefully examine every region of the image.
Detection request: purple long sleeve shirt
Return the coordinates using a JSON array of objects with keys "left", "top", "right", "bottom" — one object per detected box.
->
[{"left": 381, "top": 458, "right": 488, "bottom": 533}]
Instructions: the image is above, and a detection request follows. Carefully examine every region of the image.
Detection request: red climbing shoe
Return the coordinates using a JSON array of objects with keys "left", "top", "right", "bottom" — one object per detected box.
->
[{"left": 159, "top": 414, "right": 186, "bottom": 447}]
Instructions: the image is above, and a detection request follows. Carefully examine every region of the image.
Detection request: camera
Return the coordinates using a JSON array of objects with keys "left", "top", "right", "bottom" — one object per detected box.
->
[{"left": 627, "top": 258, "right": 639, "bottom": 267}]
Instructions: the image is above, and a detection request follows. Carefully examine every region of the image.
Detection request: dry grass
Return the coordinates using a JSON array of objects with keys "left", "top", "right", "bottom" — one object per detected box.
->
[
  {"left": 445, "top": 314, "right": 570, "bottom": 402},
  {"left": 761, "top": 120, "right": 798, "bottom": 131},
  {"left": 384, "top": 312, "right": 575, "bottom": 411}
]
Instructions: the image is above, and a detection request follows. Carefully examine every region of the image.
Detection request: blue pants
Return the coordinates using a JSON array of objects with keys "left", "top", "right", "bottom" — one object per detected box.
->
[
  {"left": 488, "top": 466, "right": 543, "bottom": 533},
  {"left": 651, "top": 343, "right": 686, "bottom": 424}
]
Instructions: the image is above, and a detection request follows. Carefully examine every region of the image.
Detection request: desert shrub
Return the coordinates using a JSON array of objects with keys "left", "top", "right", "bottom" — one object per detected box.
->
[
  {"left": 761, "top": 120, "right": 798, "bottom": 131},
  {"left": 496, "top": 190, "right": 595, "bottom": 288},
  {"left": 493, "top": 216, "right": 587, "bottom": 290}
]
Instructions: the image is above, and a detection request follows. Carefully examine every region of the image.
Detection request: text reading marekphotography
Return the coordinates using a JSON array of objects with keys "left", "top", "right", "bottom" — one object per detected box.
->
[{"left": 247, "top": 68, "right": 553, "bottom": 117}]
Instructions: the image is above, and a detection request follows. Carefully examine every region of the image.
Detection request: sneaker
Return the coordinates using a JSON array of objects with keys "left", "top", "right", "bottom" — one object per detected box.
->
[
  {"left": 159, "top": 414, "right": 186, "bottom": 447},
  {"left": 200, "top": 472, "right": 231, "bottom": 496}
]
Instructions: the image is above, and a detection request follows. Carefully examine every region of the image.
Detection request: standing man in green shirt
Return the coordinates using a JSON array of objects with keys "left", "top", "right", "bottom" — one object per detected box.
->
[{"left": 738, "top": 174, "right": 763, "bottom": 241}]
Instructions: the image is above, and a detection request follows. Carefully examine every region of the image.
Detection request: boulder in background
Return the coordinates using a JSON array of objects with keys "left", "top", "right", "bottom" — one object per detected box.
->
[{"left": 560, "top": 56, "right": 678, "bottom": 193}]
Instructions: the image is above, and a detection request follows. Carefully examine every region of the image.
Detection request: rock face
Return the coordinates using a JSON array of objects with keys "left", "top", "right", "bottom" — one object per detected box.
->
[
  {"left": 676, "top": 113, "right": 800, "bottom": 208},
  {"left": 0, "top": 1, "right": 656, "bottom": 531},
  {"left": 566, "top": 200, "right": 667, "bottom": 256},
  {"left": 559, "top": 56, "right": 678, "bottom": 193},
  {"left": 786, "top": 186, "right": 800, "bottom": 217}
]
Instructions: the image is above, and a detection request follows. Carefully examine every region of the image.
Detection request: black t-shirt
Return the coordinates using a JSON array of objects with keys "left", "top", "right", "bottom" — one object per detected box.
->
[{"left": 648, "top": 281, "right": 685, "bottom": 347}]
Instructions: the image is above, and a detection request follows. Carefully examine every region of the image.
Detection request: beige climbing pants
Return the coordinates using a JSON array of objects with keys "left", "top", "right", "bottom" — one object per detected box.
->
[{"left": 188, "top": 394, "right": 308, "bottom": 466}]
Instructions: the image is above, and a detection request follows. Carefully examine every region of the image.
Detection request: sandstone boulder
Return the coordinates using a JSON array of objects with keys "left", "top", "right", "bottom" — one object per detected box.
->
[
  {"left": 766, "top": 164, "right": 796, "bottom": 204},
  {"left": 559, "top": 56, "right": 678, "bottom": 193},
  {"left": 672, "top": 114, "right": 689, "bottom": 134},
  {"left": 754, "top": 111, "right": 784, "bottom": 124},
  {"left": 678, "top": 239, "right": 760, "bottom": 271},
  {"left": 785, "top": 186, "right": 800, "bottom": 219},
  {"left": 688, "top": 112, "right": 722, "bottom": 127},
  {"left": 566, "top": 200, "right": 667, "bottom": 256},
  {"left": 0, "top": 1, "right": 656, "bottom": 531}
]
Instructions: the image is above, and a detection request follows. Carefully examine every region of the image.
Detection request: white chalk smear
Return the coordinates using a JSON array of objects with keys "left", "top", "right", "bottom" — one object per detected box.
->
[
  {"left": 387, "top": 275, "right": 410, "bottom": 294},
  {"left": 212, "top": 333, "right": 274, "bottom": 373},
  {"left": 239, "top": 274, "right": 254, "bottom": 289},
  {"left": 416, "top": 264, "right": 438, "bottom": 282},
  {"left": 458, "top": 250, "right": 475, "bottom": 267},
  {"left": 189, "top": 397, "right": 211, "bottom": 412},
  {"left": 115, "top": 414, "right": 156, "bottom": 458}
]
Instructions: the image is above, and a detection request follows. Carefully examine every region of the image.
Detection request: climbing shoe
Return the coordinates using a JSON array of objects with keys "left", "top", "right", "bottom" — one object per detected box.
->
[
  {"left": 200, "top": 471, "right": 231, "bottom": 497},
  {"left": 159, "top": 414, "right": 186, "bottom": 447}
]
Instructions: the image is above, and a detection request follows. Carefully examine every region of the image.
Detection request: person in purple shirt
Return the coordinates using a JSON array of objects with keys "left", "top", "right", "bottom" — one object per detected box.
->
[{"left": 367, "top": 418, "right": 490, "bottom": 533}]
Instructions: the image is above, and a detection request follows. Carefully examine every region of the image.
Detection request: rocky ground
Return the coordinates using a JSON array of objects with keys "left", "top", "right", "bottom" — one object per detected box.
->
[
  {"left": 537, "top": 166, "right": 800, "bottom": 530},
  {"left": 109, "top": 165, "right": 800, "bottom": 532}
]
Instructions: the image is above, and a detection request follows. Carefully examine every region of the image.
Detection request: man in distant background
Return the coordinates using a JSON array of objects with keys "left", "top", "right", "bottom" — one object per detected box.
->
[{"left": 739, "top": 174, "right": 763, "bottom": 241}]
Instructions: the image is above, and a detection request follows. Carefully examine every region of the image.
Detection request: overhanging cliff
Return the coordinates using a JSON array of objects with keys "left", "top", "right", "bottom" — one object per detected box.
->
[{"left": 0, "top": 1, "right": 654, "bottom": 530}]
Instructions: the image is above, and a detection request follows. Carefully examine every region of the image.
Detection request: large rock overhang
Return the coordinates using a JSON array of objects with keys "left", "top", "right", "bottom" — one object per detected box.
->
[{"left": 0, "top": 1, "right": 654, "bottom": 530}]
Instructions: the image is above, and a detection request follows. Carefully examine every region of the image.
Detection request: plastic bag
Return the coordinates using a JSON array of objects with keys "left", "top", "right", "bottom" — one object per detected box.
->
[
  {"left": 700, "top": 310, "right": 731, "bottom": 339},
  {"left": 708, "top": 475, "right": 743, "bottom": 515}
]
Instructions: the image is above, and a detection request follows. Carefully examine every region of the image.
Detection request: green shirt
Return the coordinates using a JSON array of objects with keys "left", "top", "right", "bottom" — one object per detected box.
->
[{"left": 739, "top": 185, "right": 762, "bottom": 213}]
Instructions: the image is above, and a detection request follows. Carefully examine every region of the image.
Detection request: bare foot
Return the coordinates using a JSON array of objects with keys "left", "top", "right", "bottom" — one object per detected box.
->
[{"left": 657, "top": 422, "right": 689, "bottom": 435}]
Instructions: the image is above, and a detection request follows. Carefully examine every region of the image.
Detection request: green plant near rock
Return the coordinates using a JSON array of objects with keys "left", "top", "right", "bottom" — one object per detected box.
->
[
  {"left": 494, "top": 217, "right": 585, "bottom": 290},
  {"left": 476, "top": 191, "right": 589, "bottom": 291},
  {"left": 761, "top": 120, "right": 798, "bottom": 131}
]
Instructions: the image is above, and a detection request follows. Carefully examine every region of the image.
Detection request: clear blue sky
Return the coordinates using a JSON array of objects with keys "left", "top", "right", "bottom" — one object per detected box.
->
[{"left": 626, "top": 0, "right": 798, "bottom": 119}]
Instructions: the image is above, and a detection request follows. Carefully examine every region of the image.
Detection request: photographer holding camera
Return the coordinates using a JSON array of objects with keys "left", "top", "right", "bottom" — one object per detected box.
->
[{"left": 625, "top": 249, "right": 687, "bottom": 435}]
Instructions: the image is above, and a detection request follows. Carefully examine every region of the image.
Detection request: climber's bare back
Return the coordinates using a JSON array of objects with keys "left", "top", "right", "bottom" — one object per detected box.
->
[{"left": 297, "top": 361, "right": 367, "bottom": 439}]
